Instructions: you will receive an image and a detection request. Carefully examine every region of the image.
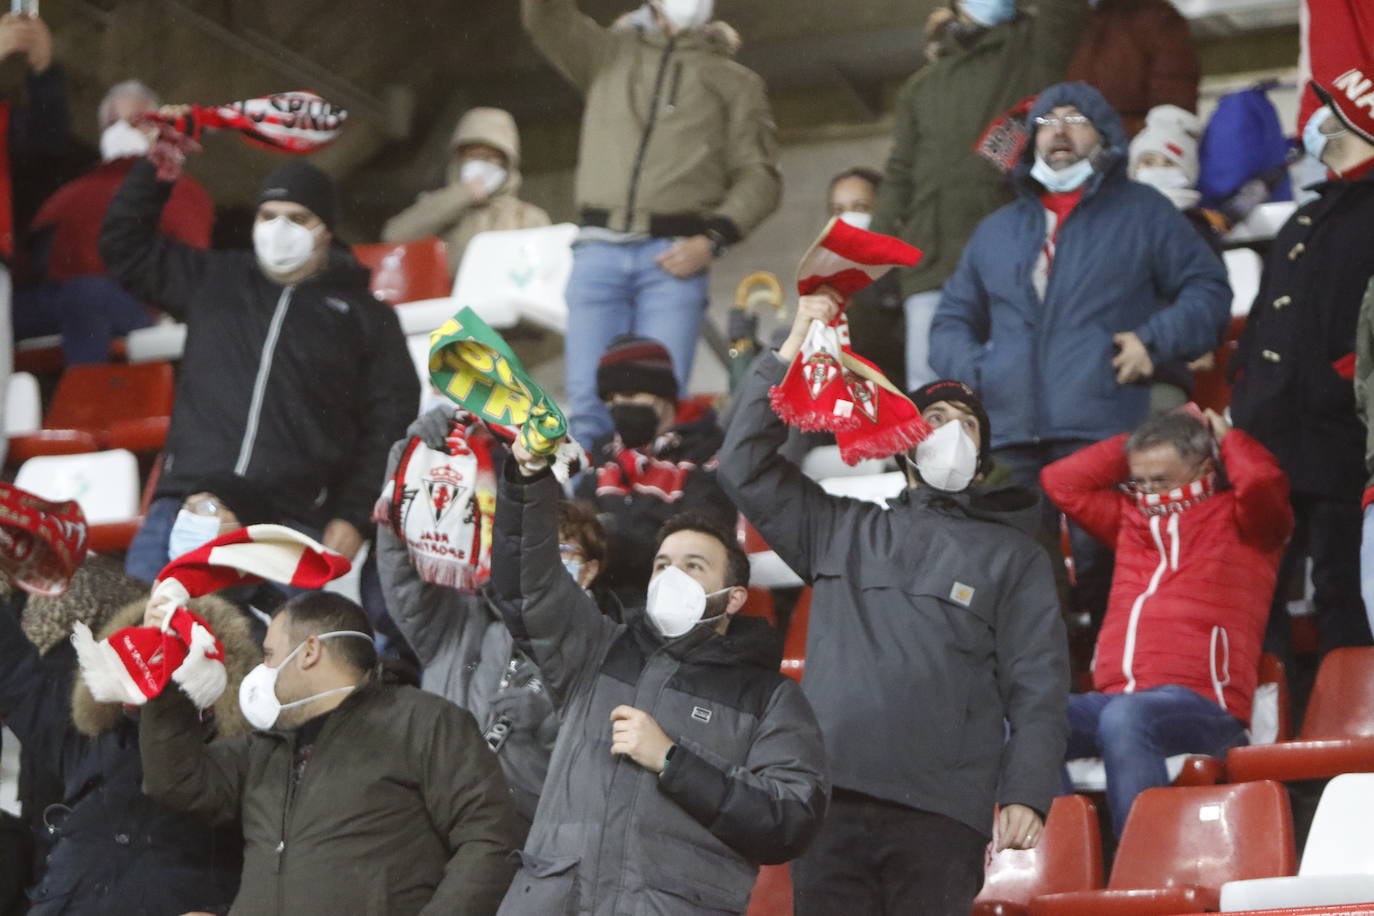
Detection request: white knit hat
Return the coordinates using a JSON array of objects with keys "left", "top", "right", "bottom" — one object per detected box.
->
[{"left": 1129, "top": 105, "right": 1204, "bottom": 184}]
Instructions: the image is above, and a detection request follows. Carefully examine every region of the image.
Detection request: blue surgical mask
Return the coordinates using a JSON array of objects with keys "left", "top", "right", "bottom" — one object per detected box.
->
[
  {"left": 960, "top": 0, "right": 1015, "bottom": 27},
  {"left": 168, "top": 510, "right": 222, "bottom": 562},
  {"left": 1303, "top": 107, "right": 1346, "bottom": 166},
  {"left": 1031, "top": 154, "right": 1095, "bottom": 192},
  {"left": 563, "top": 558, "right": 584, "bottom": 584}
]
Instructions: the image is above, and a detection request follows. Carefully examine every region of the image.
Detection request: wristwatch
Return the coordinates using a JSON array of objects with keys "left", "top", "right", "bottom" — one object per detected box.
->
[{"left": 704, "top": 229, "right": 729, "bottom": 259}]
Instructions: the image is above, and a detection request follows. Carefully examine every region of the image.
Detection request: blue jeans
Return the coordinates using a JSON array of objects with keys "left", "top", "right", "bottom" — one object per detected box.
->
[
  {"left": 902, "top": 289, "right": 940, "bottom": 392},
  {"left": 563, "top": 239, "right": 709, "bottom": 447},
  {"left": 124, "top": 496, "right": 181, "bottom": 584},
  {"left": 1066, "top": 686, "right": 1248, "bottom": 836},
  {"left": 13, "top": 275, "right": 153, "bottom": 365}
]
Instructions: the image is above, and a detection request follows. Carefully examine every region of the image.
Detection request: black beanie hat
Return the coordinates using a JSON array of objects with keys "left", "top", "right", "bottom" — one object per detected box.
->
[
  {"left": 910, "top": 379, "right": 994, "bottom": 476},
  {"left": 256, "top": 160, "right": 338, "bottom": 231},
  {"left": 596, "top": 335, "right": 679, "bottom": 402},
  {"left": 187, "top": 473, "right": 277, "bottom": 528}
]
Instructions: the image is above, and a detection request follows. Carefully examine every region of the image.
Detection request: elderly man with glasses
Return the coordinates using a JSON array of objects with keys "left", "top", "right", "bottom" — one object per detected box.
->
[{"left": 1040, "top": 406, "right": 1293, "bottom": 838}]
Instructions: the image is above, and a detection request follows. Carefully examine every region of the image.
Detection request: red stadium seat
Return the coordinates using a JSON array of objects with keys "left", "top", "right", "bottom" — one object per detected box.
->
[
  {"left": 1192, "top": 315, "right": 1246, "bottom": 414},
  {"left": 740, "top": 587, "right": 777, "bottom": 626},
  {"left": 972, "top": 795, "right": 1105, "bottom": 916},
  {"left": 87, "top": 452, "right": 164, "bottom": 553},
  {"left": 352, "top": 238, "right": 451, "bottom": 305},
  {"left": 1029, "top": 781, "right": 1296, "bottom": 915},
  {"left": 1170, "top": 652, "right": 1291, "bottom": 787},
  {"left": 1227, "top": 648, "right": 1374, "bottom": 784},
  {"left": 745, "top": 864, "right": 792, "bottom": 916},
  {"left": 8, "top": 363, "right": 175, "bottom": 464},
  {"left": 781, "top": 588, "right": 810, "bottom": 682}
]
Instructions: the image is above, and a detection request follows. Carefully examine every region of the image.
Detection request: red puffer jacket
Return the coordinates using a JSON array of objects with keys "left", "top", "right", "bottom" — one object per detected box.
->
[{"left": 1042, "top": 430, "right": 1293, "bottom": 723}]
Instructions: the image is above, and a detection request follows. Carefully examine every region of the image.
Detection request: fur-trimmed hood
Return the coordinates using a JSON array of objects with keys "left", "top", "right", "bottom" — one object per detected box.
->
[
  {"left": 70, "top": 594, "right": 263, "bottom": 739},
  {"left": 13, "top": 554, "right": 147, "bottom": 655}
]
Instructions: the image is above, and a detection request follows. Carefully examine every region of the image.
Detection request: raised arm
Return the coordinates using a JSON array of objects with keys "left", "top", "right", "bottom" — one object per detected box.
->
[
  {"left": 711, "top": 72, "right": 782, "bottom": 244},
  {"left": 98, "top": 158, "right": 216, "bottom": 321},
  {"left": 139, "top": 686, "right": 250, "bottom": 826},
  {"left": 1040, "top": 434, "right": 1130, "bottom": 547},
  {"left": 381, "top": 184, "right": 480, "bottom": 244},
  {"left": 1219, "top": 427, "right": 1292, "bottom": 553},
  {"left": 521, "top": 0, "right": 615, "bottom": 93},
  {"left": 658, "top": 677, "right": 829, "bottom": 864},
  {"left": 418, "top": 703, "right": 519, "bottom": 916}
]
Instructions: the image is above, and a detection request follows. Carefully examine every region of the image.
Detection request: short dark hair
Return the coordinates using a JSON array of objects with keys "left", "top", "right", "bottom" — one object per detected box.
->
[
  {"left": 559, "top": 499, "right": 607, "bottom": 565},
  {"left": 828, "top": 166, "right": 883, "bottom": 197},
  {"left": 656, "top": 512, "right": 750, "bottom": 590},
  {"left": 1125, "top": 411, "right": 1215, "bottom": 465},
  {"left": 278, "top": 591, "right": 377, "bottom": 674}
]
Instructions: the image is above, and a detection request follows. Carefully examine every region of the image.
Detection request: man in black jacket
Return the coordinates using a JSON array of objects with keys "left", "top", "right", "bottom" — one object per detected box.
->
[
  {"left": 100, "top": 155, "right": 419, "bottom": 583},
  {"left": 718, "top": 295, "right": 1069, "bottom": 915}
]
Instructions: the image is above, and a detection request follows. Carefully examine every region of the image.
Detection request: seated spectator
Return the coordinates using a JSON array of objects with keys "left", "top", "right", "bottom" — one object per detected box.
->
[
  {"left": 139, "top": 591, "right": 518, "bottom": 914},
  {"left": 1067, "top": 0, "right": 1199, "bottom": 137},
  {"left": 494, "top": 435, "right": 828, "bottom": 914},
  {"left": 1130, "top": 104, "right": 1227, "bottom": 253},
  {"left": 931, "top": 81, "right": 1230, "bottom": 621},
  {"left": 828, "top": 167, "right": 905, "bottom": 385},
  {"left": 375, "top": 405, "right": 608, "bottom": 840},
  {"left": 0, "top": 487, "right": 258, "bottom": 915},
  {"left": 16, "top": 79, "right": 213, "bottom": 365},
  {"left": 1041, "top": 408, "right": 1292, "bottom": 836},
  {"left": 381, "top": 106, "right": 550, "bottom": 276},
  {"left": 100, "top": 138, "right": 419, "bottom": 584},
  {"left": 574, "top": 334, "right": 735, "bottom": 606}
]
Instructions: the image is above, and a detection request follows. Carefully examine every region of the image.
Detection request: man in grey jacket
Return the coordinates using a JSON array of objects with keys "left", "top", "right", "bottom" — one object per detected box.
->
[
  {"left": 718, "top": 295, "right": 1070, "bottom": 915},
  {"left": 489, "top": 437, "right": 828, "bottom": 915}
]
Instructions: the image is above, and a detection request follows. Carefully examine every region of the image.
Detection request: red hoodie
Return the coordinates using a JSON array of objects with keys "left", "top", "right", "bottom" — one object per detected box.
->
[{"left": 1042, "top": 430, "right": 1293, "bottom": 722}]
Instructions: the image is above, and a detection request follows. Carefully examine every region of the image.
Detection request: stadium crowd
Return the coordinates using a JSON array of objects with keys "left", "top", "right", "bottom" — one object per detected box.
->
[{"left": 1, "top": 0, "right": 1373, "bottom": 914}]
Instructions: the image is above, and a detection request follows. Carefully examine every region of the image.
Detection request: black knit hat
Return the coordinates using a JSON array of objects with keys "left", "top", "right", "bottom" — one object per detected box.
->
[
  {"left": 596, "top": 335, "right": 679, "bottom": 402},
  {"left": 187, "top": 473, "right": 277, "bottom": 527},
  {"left": 910, "top": 379, "right": 994, "bottom": 476},
  {"left": 256, "top": 160, "right": 338, "bottom": 231}
]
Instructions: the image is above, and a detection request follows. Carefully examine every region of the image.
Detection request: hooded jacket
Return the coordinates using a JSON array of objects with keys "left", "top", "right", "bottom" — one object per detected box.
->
[
  {"left": 931, "top": 82, "right": 1231, "bottom": 450},
  {"left": 871, "top": 0, "right": 1088, "bottom": 297},
  {"left": 489, "top": 463, "right": 828, "bottom": 916},
  {"left": 522, "top": 0, "right": 780, "bottom": 244},
  {"left": 99, "top": 159, "right": 420, "bottom": 533},
  {"left": 717, "top": 355, "right": 1069, "bottom": 837},
  {"left": 0, "top": 588, "right": 258, "bottom": 915},
  {"left": 1042, "top": 431, "right": 1292, "bottom": 722},
  {"left": 574, "top": 400, "right": 736, "bottom": 605},
  {"left": 381, "top": 108, "right": 551, "bottom": 275}
]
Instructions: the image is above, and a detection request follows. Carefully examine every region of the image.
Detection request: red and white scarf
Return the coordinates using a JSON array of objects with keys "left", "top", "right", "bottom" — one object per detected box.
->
[{"left": 1132, "top": 474, "right": 1217, "bottom": 517}]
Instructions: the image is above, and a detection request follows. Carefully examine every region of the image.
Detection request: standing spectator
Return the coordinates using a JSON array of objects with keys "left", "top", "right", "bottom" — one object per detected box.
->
[
  {"left": 931, "top": 82, "right": 1230, "bottom": 620},
  {"left": 492, "top": 436, "right": 828, "bottom": 914},
  {"left": 522, "top": 0, "right": 782, "bottom": 448},
  {"left": 827, "top": 167, "right": 906, "bottom": 384},
  {"left": 719, "top": 295, "right": 1069, "bottom": 916},
  {"left": 17, "top": 80, "right": 213, "bottom": 365},
  {"left": 100, "top": 150, "right": 419, "bottom": 584},
  {"left": 139, "top": 591, "right": 518, "bottom": 915},
  {"left": 376, "top": 405, "right": 608, "bottom": 840},
  {"left": 382, "top": 107, "right": 550, "bottom": 276},
  {"left": 1231, "top": 84, "right": 1374, "bottom": 665},
  {"left": 1066, "top": 0, "right": 1200, "bottom": 137},
  {"left": 574, "top": 334, "right": 735, "bottom": 606},
  {"left": 1042, "top": 409, "right": 1292, "bottom": 836},
  {"left": 871, "top": 0, "right": 1087, "bottom": 391}
]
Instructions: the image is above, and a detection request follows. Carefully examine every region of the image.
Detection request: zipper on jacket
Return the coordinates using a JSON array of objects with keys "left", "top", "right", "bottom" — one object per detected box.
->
[
  {"left": 666, "top": 61, "right": 684, "bottom": 111},
  {"left": 1121, "top": 513, "right": 1177, "bottom": 692},
  {"left": 624, "top": 38, "right": 677, "bottom": 229},
  {"left": 236, "top": 286, "right": 294, "bottom": 477}
]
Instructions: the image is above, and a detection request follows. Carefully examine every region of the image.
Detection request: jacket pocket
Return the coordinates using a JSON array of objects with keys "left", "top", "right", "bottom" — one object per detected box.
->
[
  {"left": 640, "top": 866, "right": 750, "bottom": 915},
  {"left": 505, "top": 852, "right": 579, "bottom": 915}
]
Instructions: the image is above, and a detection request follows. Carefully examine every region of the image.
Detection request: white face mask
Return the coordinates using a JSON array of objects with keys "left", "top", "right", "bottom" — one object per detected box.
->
[
  {"left": 1031, "top": 154, "right": 1095, "bottom": 193},
  {"left": 253, "top": 216, "right": 322, "bottom": 277},
  {"left": 837, "top": 210, "right": 873, "bottom": 232},
  {"left": 167, "top": 509, "right": 221, "bottom": 563},
  {"left": 645, "top": 565, "right": 731, "bottom": 638},
  {"left": 914, "top": 420, "right": 980, "bottom": 492},
  {"left": 1134, "top": 165, "right": 1190, "bottom": 191},
  {"left": 238, "top": 630, "right": 374, "bottom": 730},
  {"left": 459, "top": 158, "right": 508, "bottom": 195},
  {"left": 654, "top": 0, "right": 713, "bottom": 32},
  {"left": 100, "top": 120, "right": 152, "bottom": 161}
]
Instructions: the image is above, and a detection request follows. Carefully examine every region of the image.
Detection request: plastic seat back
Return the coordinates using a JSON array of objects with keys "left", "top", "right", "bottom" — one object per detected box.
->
[
  {"left": 976, "top": 795, "right": 1104, "bottom": 908},
  {"left": 1110, "top": 781, "right": 1295, "bottom": 891},
  {"left": 15, "top": 450, "right": 140, "bottom": 525},
  {"left": 353, "top": 238, "right": 451, "bottom": 305},
  {"left": 745, "top": 864, "right": 792, "bottom": 916},
  {"left": 739, "top": 587, "right": 776, "bottom": 626},
  {"left": 1301, "top": 648, "right": 1374, "bottom": 740},
  {"left": 1300, "top": 773, "right": 1374, "bottom": 877},
  {"left": 45, "top": 363, "right": 175, "bottom": 434},
  {"left": 5, "top": 372, "right": 40, "bottom": 435},
  {"left": 1257, "top": 651, "right": 1292, "bottom": 742}
]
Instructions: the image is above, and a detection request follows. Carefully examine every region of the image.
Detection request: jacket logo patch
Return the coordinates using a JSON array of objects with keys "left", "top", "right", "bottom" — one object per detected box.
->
[
  {"left": 950, "top": 582, "right": 976, "bottom": 607},
  {"left": 691, "top": 706, "right": 712, "bottom": 724},
  {"left": 323, "top": 296, "right": 350, "bottom": 314}
]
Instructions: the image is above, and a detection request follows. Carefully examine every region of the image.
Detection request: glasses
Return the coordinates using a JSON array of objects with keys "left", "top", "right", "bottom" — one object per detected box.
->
[
  {"left": 183, "top": 495, "right": 225, "bottom": 517},
  {"left": 1034, "top": 115, "right": 1091, "bottom": 129},
  {"left": 1122, "top": 461, "right": 1208, "bottom": 495}
]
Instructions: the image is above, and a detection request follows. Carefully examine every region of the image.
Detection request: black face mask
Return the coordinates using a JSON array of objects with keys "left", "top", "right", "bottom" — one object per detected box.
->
[{"left": 610, "top": 403, "right": 660, "bottom": 449}]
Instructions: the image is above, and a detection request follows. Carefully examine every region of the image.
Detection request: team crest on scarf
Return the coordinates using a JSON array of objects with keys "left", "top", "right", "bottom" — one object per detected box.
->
[
  {"left": 803, "top": 351, "right": 841, "bottom": 400},
  {"left": 424, "top": 464, "right": 467, "bottom": 526}
]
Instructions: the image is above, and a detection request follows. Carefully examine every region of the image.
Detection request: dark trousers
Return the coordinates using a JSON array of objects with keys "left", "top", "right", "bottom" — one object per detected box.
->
[
  {"left": 13, "top": 275, "right": 153, "bottom": 365},
  {"left": 993, "top": 440, "right": 1113, "bottom": 620},
  {"left": 791, "top": 789, "right": 987, "bottom": 916}
]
